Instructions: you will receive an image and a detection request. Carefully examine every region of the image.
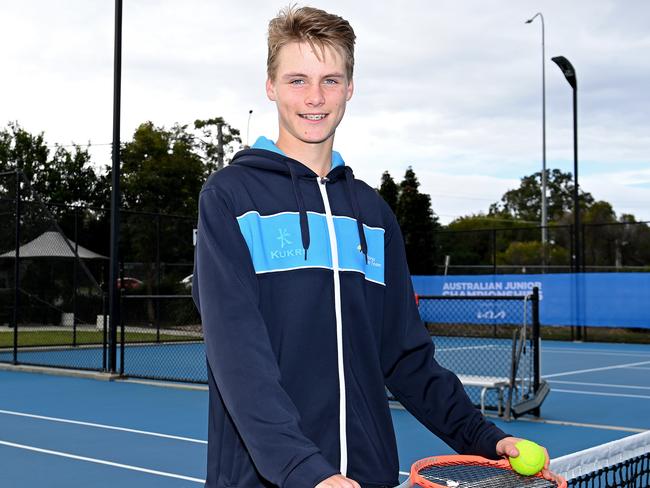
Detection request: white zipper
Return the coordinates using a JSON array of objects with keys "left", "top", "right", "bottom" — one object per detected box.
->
[{"left": 317, "top": 176, "right": 348, "bottom": 476}]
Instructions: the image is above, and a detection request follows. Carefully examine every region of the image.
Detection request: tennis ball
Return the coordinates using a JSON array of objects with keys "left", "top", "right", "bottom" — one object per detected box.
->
[{"left": 509, "top": 440, "right": 546, "bottom": 476}]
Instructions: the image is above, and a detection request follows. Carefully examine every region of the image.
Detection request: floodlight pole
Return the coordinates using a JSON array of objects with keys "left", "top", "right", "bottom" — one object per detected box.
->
[
  {"left": 108, "top": 0, "right": 123, "bottom": 373},
  {"left": 246, "top": 109, "right": 253, "bottom": 148},
  {"left": 551, "top": 56, "right": 580, "bottom": 273},
  {"left": 526, "top": 13, "right": 548, "bottom": 249}
]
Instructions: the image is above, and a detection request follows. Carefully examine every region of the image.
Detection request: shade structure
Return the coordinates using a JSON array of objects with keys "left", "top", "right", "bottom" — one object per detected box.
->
[{"left": 0, "top": 231, "right": 107, "bottom": 260}]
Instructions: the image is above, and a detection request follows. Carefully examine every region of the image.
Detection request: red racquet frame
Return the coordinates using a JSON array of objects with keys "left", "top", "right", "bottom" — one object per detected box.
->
[{"left": 409, "top": 455, "right": 567, "bottom": 488}]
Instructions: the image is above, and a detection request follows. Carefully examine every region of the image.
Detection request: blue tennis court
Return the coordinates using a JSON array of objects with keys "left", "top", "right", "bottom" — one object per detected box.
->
[{"left": 1, "top": 339, "right": 648, "bottom": 487}]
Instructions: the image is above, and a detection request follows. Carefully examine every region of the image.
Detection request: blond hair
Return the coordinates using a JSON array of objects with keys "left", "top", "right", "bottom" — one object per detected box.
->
[{"left": 267, "top": 5, "right": 356, "bottom": 80}]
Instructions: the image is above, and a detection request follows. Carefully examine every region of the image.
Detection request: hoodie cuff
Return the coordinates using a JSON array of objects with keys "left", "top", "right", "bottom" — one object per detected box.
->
[
  {"left": 284, "top": 453, "right": 339, "bottom": 488},
  {"left": 478, "top": 426, "right": 511, "bottom": 459}
]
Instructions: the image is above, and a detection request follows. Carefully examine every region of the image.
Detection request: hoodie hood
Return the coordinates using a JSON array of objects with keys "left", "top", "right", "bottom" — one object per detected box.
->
[{"left": 230, "top": 140, "right": 368, "bottom": 263}]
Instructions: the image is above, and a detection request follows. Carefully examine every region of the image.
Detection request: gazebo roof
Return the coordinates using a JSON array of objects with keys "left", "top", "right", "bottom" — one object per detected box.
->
[{"left": 0, "top": 231, "right": 108, "bottom": 260}]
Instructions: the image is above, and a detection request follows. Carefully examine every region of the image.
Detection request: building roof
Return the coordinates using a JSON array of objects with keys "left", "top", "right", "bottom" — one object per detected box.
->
[{"left": 0, "top": 231, "right": 108, "bottom": 260}]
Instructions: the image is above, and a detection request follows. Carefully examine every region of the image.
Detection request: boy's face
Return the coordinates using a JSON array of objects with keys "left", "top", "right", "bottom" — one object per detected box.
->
[{"left": 266, "top": 41, "right": 353, "bottom": 149}]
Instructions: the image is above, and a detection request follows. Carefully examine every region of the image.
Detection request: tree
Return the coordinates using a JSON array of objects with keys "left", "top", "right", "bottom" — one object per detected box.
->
[
  {"left": 0, "top": 122, "right": 99, "bottom": 208},
  {"left": 489, "top": 169, "right": 594, "bottom": 223},
  {"left": 194, "top": 117, "right": 242, "bottom": 174},
  {"left": 377, "top": 171, "right": 398, "bottom": 212},
  {"left": 395, "top": 167, "right": 439, "bottom": 274},
  {"left": 438, "top": 214, "right": 529, "bottom": 270},
  {"left": 119, "top": 122, "right": 205, "bottom": 215},
  {"left": 499, "top": 241, "right": 569, "bottom": 268}
]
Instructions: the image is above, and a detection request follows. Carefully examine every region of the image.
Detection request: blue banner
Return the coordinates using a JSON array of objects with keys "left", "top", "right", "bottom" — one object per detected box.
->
[{"left": 412, "top": 273, "right": 650, "bottom": 329}]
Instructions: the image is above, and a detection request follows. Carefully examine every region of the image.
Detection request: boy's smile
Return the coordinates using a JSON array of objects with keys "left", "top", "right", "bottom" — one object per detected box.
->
[{"left": 266, "top": 41, "right": 353, "bottom": 154}]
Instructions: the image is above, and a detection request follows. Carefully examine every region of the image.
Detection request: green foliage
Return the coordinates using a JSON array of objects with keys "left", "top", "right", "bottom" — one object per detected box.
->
[
  {"left": 0, "top": 122, "right": 99, "bottom": 208},
  {"left": 489, "top": 169, "right": 594, "bottom": 223},
  {"left": 376, "top": 168, "right": 439, "bottom": 274},
  {"left": 439, "top": 214, "right": 530, "bottom": 268},
  {"left": 119, "top": 122, "right": 205, "bottom": 215},
  {"left": 395, "top": 167, "right": 439, "bottom": 274},
  {"left": 194, "top": 117, "right": 242, "bottom": 173},
  {"left": 377, "top": 171, "right": 398, "bottom": 213},
  {"left": 499, "top": 241, "right": 569, "bottom": 267}
]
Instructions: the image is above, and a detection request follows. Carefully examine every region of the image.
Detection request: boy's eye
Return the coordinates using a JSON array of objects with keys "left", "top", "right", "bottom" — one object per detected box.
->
[
  {"left": 290, "top": 79, "right": 305, "bottom": 85},
  {"left": 324, "top": 79, "right": 339, "bottom": 85}
]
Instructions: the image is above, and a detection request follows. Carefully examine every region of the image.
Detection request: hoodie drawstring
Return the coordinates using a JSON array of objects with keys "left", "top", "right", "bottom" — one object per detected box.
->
[
  {"left": 286, "top": 161, "right": 367, "bottom": 264},
  {"left": 344, "top": 168, "right": 368, "bottom": 263},
  {"left": 287, "top": 162, "right": 311, "bottom": 260}
]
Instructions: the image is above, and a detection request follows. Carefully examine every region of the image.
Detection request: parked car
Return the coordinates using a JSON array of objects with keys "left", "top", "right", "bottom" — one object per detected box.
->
[
  {"left": 180, "top": 274, "right": 193, "bottom": 289},
  {"left": 116, "top": 277, "right": 144, "bottom": 290}
]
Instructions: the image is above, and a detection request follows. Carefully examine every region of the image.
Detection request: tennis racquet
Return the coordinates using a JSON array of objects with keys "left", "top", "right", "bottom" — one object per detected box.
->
[{"left": 396, "top": 455, "right": 567, "bottom": 488}]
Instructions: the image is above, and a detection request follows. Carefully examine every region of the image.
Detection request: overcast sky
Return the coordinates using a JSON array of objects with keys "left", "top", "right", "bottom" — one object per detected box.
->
[{"left": 2, "top": 0, "right": 649, "bottom": 223}]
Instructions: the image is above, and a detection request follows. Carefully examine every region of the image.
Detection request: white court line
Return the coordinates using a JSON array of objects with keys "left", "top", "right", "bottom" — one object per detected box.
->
[
  {"left": 0, "top": 440, "right": 204, "bottom": 483},
  {"left": 0, "top": 409, "right": 206, "bottom": 444},
  {"left": 549, "top": 380, "right": 650, "bottom": 391},
  {"left": 552, "top": 388, "right": 650, "bottom": 400},
  {"left": 543, "top": 360, "right": 650, "bottom": 379},
  {"left": 437, "top": 345, "right": 501, "bottom": 352},
  {"left": 512, "top": 416, "right": 647, "bottom": 433},
  {"left": 628, "top": 367, "right": 650, "bottom": 371},
  {"left": 542, "top": 347, "right": 650, "bottom": 357}
]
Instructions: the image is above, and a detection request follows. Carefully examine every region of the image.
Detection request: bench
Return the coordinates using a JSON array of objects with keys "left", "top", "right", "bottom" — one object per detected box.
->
[{"left": 456, "top": 375, "right": 510, "bottom": 416}]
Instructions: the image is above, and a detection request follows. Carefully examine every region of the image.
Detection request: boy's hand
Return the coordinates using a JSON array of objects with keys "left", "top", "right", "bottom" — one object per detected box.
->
[
  {"left": 496, "top": 436, "right": 565, "bottom": 485},
  {"left": 315, "top": 474, "right": 361, "bottom": 488}
]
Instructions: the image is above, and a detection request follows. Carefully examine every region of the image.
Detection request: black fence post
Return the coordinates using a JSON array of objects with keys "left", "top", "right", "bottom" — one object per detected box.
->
[
  {"left": 102, "top": 292, "right": 108, "bottom": 372},
  {"left": 119, "top": 259, "right": 125, "bottom": 376},
  {"left": 120, "top": 291, "right": 125, "bottom": 376},
  {"left": 73, "top": 207, "right": 79, "bottom": 347},
  {"left": 532, "top": 286, "right": 541, "bottom": 416},
  {"left": 156, "top": 213, "right": 161, "bottom": 342},
  {"left": 12, "top": 170, "right": 21, "bottom": 365},
  {"left": 492, "top": 229, "right": 497, "bottom": 275}
]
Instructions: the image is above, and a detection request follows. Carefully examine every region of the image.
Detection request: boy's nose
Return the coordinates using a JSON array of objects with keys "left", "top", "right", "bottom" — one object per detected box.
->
[{"left": 305, "top": 85, "right": 325, "bottom": 106}]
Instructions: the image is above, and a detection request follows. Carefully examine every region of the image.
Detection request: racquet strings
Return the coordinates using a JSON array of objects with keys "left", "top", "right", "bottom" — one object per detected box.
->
[{"left": 416, "top": 463, "right": 558, "bottom": 488}]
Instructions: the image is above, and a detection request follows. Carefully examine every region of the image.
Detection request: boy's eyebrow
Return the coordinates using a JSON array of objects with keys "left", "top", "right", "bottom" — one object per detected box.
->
[{"left": 281, "top": 72, "right": 346, "bottom": 79}]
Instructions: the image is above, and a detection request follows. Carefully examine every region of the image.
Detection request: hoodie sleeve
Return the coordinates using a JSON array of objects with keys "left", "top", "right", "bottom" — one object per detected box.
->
[
  {"left": 192, "top": 185, "right": 338, "bottom": 487},
  {"left": 379, "top": 210, "right": 509, "bottom": 459}
]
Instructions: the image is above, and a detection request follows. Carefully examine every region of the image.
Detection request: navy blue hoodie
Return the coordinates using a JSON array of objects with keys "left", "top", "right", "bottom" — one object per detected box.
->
[{"left": 192, "top": 139, "right": 508, "bottom": 488}]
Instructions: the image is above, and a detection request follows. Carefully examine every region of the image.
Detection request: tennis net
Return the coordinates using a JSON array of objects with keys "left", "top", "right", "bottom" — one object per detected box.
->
[{"left": 551, "top": 430, "right": 650, "bottom": 487}]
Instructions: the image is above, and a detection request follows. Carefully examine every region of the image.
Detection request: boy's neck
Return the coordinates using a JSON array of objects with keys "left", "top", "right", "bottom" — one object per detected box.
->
[{"left": 276, "top": 135, "right": 334, "bottom": 178}]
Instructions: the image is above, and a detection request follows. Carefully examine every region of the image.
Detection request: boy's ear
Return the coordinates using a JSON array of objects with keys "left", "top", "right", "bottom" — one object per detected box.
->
[
  {"left": 266, "top": 78, "right": 277, "bottom": 101},
  {"left": 346, "top": 79, "right": 354, "bottom": 101}
]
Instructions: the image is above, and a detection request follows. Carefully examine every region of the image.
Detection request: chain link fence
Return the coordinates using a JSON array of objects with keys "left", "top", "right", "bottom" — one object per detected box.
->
[
  {"left": 1, "top": 169, "right": 646, "bottom": 392},
  {"left": 416, "top": 293, "right": 541, "bottom": 416},
  {"left": 0, "top": 173, "right": 107, "bottom": 371},
  {"left": 119, "top": 295, "right": 204, "bottom": 382},
  {"left": 435, "top": 222, "right": 649, "bottom": 275},
  {"left": 0, "top": 171, "right": 197, "bottom": 377}
]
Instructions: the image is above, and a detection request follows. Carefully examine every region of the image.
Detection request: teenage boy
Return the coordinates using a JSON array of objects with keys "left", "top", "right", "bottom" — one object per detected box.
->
[{"left": 193, "top": 6, "right": 558, "bottom": 488}]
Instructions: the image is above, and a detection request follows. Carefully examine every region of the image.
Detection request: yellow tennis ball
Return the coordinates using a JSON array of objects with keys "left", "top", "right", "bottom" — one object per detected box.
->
[{"left": 509, "top": 440, "right": 546, "bottom": 476}]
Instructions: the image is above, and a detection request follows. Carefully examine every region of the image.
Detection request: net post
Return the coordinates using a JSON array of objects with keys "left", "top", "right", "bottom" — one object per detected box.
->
[{"left": 532, "top": 286, "right": 541, "bottom": 416}]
